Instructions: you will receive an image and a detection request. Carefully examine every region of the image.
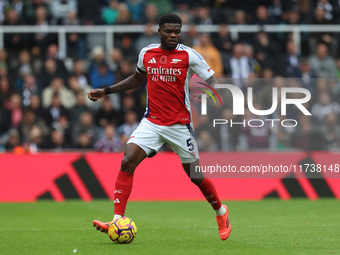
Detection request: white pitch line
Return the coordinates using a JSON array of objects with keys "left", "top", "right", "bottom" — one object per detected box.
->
[{"left": 0, "top": 228, "right": 91, "bottom": 231}]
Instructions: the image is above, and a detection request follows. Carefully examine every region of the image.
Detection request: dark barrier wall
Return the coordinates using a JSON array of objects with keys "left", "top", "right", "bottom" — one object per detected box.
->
[{"left": 0, "top": 152, "right": 339, "bottom": 202}]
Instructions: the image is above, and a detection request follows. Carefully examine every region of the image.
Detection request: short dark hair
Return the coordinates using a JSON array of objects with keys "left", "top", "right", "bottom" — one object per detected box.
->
[{"left": 159, "top": 13, "right": 182, "bottom": 28}]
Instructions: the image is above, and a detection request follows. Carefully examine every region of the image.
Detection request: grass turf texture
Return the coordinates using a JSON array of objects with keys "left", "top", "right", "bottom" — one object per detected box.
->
[{"left": 0, "top": 200, "right": 339, "bottom": 255}]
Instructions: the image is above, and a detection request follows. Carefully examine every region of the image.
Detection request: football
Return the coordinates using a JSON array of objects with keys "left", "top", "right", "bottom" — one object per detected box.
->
[{"left": 108, "top": 217, "right": 137, "bottom": 244}]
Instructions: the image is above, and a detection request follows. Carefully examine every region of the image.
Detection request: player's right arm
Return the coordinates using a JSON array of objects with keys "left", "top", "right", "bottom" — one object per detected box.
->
[
  {"left": 88, "top": 47, "right": 148, "bottom": 102},
  {"left": 87, "top": 71, "right": 146, "bottom": 102}
]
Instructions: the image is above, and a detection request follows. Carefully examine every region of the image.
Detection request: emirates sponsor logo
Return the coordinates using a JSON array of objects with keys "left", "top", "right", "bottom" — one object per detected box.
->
[{"left": 147, "top": 66, "right": 181, "bottom": 75}]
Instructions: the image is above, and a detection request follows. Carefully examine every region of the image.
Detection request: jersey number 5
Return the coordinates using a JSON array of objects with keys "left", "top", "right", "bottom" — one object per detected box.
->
[{"left": 186, "top": 138, "right": 194, "bottom": 152}]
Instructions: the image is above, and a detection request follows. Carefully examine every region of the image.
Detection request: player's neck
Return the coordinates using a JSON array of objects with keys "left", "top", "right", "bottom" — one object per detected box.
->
[{"left": 160, "top": 44, "right": 178, "bottom": 51}]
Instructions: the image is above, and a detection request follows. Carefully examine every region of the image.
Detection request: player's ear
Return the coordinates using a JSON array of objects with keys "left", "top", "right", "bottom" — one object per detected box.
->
[{"left": 158, "top": 27, "right": 161, "bottom": 35}]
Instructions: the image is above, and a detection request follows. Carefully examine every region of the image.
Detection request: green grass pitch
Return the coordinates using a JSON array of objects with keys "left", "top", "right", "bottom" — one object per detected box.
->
[{"left": 1, "top": 200, "right": 339, "bottom": 255}]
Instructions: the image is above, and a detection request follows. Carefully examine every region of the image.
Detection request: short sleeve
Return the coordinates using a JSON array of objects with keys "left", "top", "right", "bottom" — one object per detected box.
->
[
  {"left": 136, "top": 48, "right": 147, "bottom": 73},
  {"left": 188, "top": 48, "right": 215, "bottom": 80}
]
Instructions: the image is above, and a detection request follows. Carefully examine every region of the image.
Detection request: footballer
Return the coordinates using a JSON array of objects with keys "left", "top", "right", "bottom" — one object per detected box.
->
[{"left": 88, "top": 13, "right": 231, "bottom": 240}]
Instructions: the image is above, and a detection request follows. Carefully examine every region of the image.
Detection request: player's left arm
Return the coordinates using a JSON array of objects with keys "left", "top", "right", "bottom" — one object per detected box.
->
[{"left": 204, "top": 75, "right": 219, "bottom": 88}]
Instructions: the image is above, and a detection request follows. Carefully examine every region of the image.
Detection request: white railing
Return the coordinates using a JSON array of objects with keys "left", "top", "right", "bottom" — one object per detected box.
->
[{"left": 1, "top": 24, "right": 339, "bottom": 58}]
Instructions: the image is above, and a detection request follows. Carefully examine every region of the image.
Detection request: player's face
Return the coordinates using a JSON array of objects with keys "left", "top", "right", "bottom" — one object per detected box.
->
[{"left": 158, "top": 23, "right": 181, "bottom": 50}]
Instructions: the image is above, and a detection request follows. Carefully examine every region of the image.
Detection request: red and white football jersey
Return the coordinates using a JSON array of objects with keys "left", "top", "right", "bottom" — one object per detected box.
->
[{"left": 136, "top": 43, "right": 214, "bottom": 126}]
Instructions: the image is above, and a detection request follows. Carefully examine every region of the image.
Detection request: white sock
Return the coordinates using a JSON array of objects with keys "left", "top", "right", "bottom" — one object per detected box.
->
[
  {"left": 215, "top": 205, "right": 226, "bottom": 216},
  {"left": 113, "top": 214, "right": 123, "bottom": 220}
]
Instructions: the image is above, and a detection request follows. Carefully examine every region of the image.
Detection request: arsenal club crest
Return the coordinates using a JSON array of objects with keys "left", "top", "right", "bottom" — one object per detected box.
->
[{"left": 160, "top": 55, "right": 167, "bottom": 64}]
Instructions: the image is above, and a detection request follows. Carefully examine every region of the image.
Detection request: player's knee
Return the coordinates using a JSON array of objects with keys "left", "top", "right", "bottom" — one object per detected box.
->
[
  {"left": 121, "top": 155, "right": 137, "bottom": 174},
  {"left": 190, "top": 177, "right": 204, "bottom": 186}
]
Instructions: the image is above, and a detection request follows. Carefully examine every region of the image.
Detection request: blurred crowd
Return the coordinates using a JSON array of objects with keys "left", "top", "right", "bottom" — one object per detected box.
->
[{"left": 1, "top": 0, "right": 340, "bottom": 152}]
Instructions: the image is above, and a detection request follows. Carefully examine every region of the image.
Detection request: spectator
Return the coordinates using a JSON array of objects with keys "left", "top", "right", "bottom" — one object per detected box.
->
[
  {"left": 14, "top": 50, "right": 35, "bottom": 89},
  {"left": 181, "top": 24, "right": 199, "bottom": 47},
  {"left": 3, "top": 9, "right": 24, "bottom": 54},
  {"left": 101, "top": 0, "right": 119, "bottom": 25},
  {"left": 253, "top": 31, "right": 279, "bottom": 71},
  {"left": 39, "top": 59, "right": 65, "bottom": 88},
  {"left": 72, "top": 111, "right": 97, "bottom": 147},
  {"left": 51, "top": 0, "right": 77, "bottom": 25},
  {"left": 63, "top": 11, "right": 86, "bottom": 60},
  {"left": 120, "top": 94, "right": 143, "bottom": 120},
  {"left": 45, "top": 44, "right": 68, "bottom": 78},
  {"left": 285, "top": 41, "right": 300, "bottom": 77},
  {"left": 116, "top": 59, "right": 134, "bottom": 83},
  {"left": 0, "top": 49, "right": 11, "bottom": 75},
  {"left": 95, "top": 96, "right": 122, "bottom": 128},
  {"left": 144, "top": 3, "right": 158, "bottom": 24},
  {"left": 227, "top": 43, "right": 252, "bottom": 88},
  {"left": 197, "top": 130, "right": 219, "bottom": 151},
  {"left": 268, "top": 0, "right": 283, "bottom": 23},
  {"left": 0, "top": 76, "right": 13, "bottom": 109},
  {"left": 108, "top": 48, "right": 123, "bottom": 72},
  {"left": 75, "top": 131, "right": 93, "bottom": 149},
  {"left": 0, "top": 82, "right": 13, "bottom": 133},
  {"left": 51, "top": 113, "right": 72, "bottom": 143},
  {"left": 115, "top": 3, "right": 132, "bottom": 24},
  {"left": 251, "top": 5, "right": 276, "bottom": 25},
  {"left": 4, "top": 128, "right": 21, "bottom": 151},
  {"left": 20, "top": 75, "right": 41, "bottom": 108},
  {"left": 43, "top": 92, "right": 69, "bottom": 126},
  {"left": 311, "top": 91, "right": 340, "bottom": 124},
  {"left": 5, "top": 0, "right": 23, "bottom": 17},
  {"left": 71, "top": 60, "right": 90, "bottom": 88},
  {"left": 146, "top": 0, "right": 172, "bottom": 19},
  {"left": 193, "top": 34, "right": 223, "bottom": 77},
  {"left": 89, "top": 46, "right": 106, "bottom": 75},
  {"left": 194, "top": 6, "right": 212, "bottom": 25},
  {"left": 27, "top": 126, "right": 44, "bottom": 153},
  {"left": 309, "top": 7, "right": 337, "bottom": 56},
  {"left": 90, "top": 62, "right": 115, "bottom": 89},
  {"left": 21, "top": 0, "right": 51, "bottom": 25},
  {"left": 5, "top": 93, "right": 23, "bottom": 129},
  {"left": 119, "top": 110, "right": 139, "bottom": 144},
  {"left": 243, "top": 44, "right": 261, "bottom": 75},
  {"left": 316, "top": 0, "right": 333, "bottom": 21},
  {"left": 18, "top": 108, "right": 48, "bottom": 143},
  {"left": 212, "top": 24, "right": 234, "bottom": 59},
  {"left": 233, "top": 9, "right": 247, "bottom": 25},
  {"left": 135, "top": 23, "right": 159, "bottom": 53},
  {"left": 320, "top": 112, "right": 340, "bottom": 149},
  {"left": 309, "top": 43, "right": 336, "bottom": 78},
  {"left": 297, "top": 59, "right": 317, "bottom": 95},
  {"left": 29, "top": 5, "right": 54, "bottom": 56},
  {"left": 45, "top": 129, "right": 70, "bottom": 151},
  {"left": 276, "top": 129, "right": 290, "bottom": 151},
  {"left": 27, "top": 94, "right": 44, "bottom": 119},
  {"left": 126, "top": 0, "right": 144, "bottom": 24},
  {"left": 95, "top": 124, "right": 123, "bottom": 152},
  {"left": 218, "top": 108, "right": 241, "bottom": 151},
  {"left": 42, "top": 77, "right": 76, "bottom": 109},
  {"left": 69, "top": 90, "right": 92, "bottom": 127},
  {"left": 77, "top": 0, "right": 101, "bottom": 25},
  {"left": 67, "top": 75, "right": 92, "bottom": 106}
]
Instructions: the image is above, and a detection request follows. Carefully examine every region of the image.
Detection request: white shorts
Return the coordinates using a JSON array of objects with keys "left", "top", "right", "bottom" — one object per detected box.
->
[{"left": 127, "top": 118, "right": 199, "bottom": 164}]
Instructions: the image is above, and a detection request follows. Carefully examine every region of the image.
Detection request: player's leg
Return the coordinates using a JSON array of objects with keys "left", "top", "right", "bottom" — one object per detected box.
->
[
  {"left": 113, "top": 143, "right": 147, "bottom": 219},
  {"left": 182, "top": 161, "right": 231, "bottom": 240},
  {"left": 163, "top": 124, "right": 231, "bottom": 240},
  {"left": 93, "top": 143, "right": 146, "bottom": 233},
  {"left": 93, "top": 118, "right": 165, "bottom": 233}
]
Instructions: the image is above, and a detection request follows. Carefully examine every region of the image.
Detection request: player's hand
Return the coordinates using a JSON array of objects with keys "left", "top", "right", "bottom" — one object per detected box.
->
[
  {"left": 88, "top": 89, "right": 105, "bottom": 102},
  {"left": 194, "top": 93, "right": 211, "bottom": 102},
  {"left": 194, "top": 93, "right": 202, "bottom": 102}
]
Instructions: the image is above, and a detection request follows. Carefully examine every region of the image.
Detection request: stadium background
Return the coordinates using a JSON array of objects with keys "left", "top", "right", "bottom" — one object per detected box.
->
[{"left": 1, "top": 0, "right": 340, "bottom": 201}]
